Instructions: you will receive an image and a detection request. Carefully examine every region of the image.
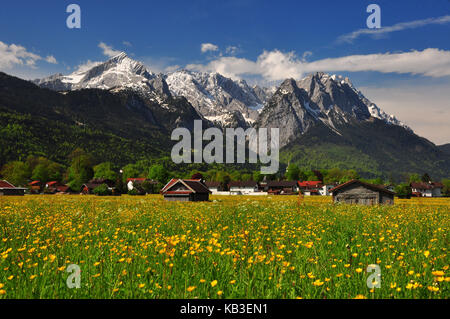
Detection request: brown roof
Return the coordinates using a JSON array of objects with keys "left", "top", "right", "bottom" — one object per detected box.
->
[
  {"left": 205, "top": 181, "right": 221, "bottom": 188},
  {"left": 330, "top": 179, "right": 395, "bottom": 195},
  {"left": 0, "top": 180, "right": 16, "bottom": 188},
  {"left": 229, "top": 181, "right": 258, "bottom": 188},
  {"left": 411, "top": 182, "right": 443, "bottom": 190},
  {"left": 267, "top": 180, "right": 298, "bottom": 187}
]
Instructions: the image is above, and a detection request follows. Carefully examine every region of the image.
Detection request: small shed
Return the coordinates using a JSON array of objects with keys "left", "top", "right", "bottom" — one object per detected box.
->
[
  {"left": 330, "top": 179, "right": 395, "bottom": 205},
  {"left": 0, "top": 180, "right": 27, "bottom": 196},
  {"left": 161, "top": 179, "right": 211, "bottom": 201},
  {"left": 228, "top": 181, "right": 259, "bottom": 195}
]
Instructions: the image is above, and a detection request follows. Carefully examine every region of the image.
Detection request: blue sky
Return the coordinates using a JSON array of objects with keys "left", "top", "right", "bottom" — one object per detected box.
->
[{"left": 1, "top": 0, "right": 449, "bottom": 143}]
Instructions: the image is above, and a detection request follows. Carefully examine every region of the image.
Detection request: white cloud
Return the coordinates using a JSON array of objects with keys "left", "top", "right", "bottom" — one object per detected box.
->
[
  {"left": 0, "top": 41, "right": 57, "bottom": 70},
  {"left": 201, "top": 43, "right": 219, "bottom": 53},
  {"left": 338, "top": 15, "right": 450, "bottom": 43},
  {"left": 74, "top": 60, "right": 102, "bottom": 73},
  {"left": 45, "top": 55, "right": 58, "bottom": 64},
  {"left": 226, "top": 46, "right": 239, "bottom": 55},
  {"left": 122, "top": 41, "right": 132, "bottom": 47},
  {"left": 98, "top": 42, "right": 122, "bottom": 57},
  {"left": 187, "top": 48, "right": 450, "bottom": 83}
]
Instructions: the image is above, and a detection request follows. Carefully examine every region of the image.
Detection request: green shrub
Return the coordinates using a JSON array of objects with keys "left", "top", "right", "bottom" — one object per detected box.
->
[{"left": 93, "top": 184, "right": 111, "bottom": 196}]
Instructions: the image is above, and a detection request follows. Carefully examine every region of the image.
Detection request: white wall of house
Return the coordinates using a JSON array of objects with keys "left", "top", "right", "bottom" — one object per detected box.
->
[
  {"left": 412, "top": 188, "right": 432, "bottom": 197},
  {"left": 127, "top": 181, "right": 134, "bottom": 191},
  {"left": 209, "top": 187, "right": 219, "bottom": 194},
  {"left": 229, "top": 186, "right": 256, "bottom": 195},
  {"left": 319, "top": 185, "right": 334, "bottom": 196},
  {"left": 432, "top": 188, "right": 442, "bottom": 197}
]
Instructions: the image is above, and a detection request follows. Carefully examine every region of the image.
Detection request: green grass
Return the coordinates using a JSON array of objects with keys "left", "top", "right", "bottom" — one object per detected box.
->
[{"left": 0, "top": 195, "right": 448, "bottom": 299}]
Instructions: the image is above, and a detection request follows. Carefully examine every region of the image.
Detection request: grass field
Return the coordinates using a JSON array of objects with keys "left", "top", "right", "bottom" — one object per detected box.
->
[{"left": 0, "top": 195, "right": 448, "bottom": 299}]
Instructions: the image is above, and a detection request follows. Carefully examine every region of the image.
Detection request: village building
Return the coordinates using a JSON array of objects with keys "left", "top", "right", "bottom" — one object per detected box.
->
[
  {"left": 330, "top": 179, "right": 395, "bottom": 205},
  {"left": 161, "top": 179, "right": 211, "bottom": 201},
  {"left": 266, "top": 180, "right": 298, "bottom": 195},
  {"left": 126, "top": 178, "right": 158, "bottom": 193},
  {"left": 229, "top": 181, "right": 259, "bottom": 195},
  {"left": 44, "top": 181, "right": 71, "bottom": 194},
  {"left": 410, "top": 182, "right": 443, "bottom": 197},
  {"left": 205, "top": 181, "right": 221, "bottom": 194},
  {"left": 0, "top": 180, "right": 27, "bottom": 196},
  {"left": 28, "top": 181, "right": 43, "bottom": 194},
  {"left": 298, "top": 181, "right": 335, "bottom": 196},
  {"left": 81, "top": 179, "right": 116, "bottom": 195}
]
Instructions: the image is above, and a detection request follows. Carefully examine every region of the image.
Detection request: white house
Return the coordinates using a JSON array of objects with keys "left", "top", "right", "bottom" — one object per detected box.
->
[
  {"left": 229, "top": 181, "right": 259, "bottom": 195},
  {"left": 205, "top": 181, "right": 221, "bottom": 194},
  {"left": 411, "top": 182, "right": 443, "bottom": 197}
]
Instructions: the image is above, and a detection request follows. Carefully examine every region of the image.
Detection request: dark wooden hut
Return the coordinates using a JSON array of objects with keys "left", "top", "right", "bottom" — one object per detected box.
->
[{"left": 330, "top": 179, "right": 395, "bottom": 205}]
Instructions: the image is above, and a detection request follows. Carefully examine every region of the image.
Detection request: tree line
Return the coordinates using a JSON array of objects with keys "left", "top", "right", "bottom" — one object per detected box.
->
[{"left": 1, "top": 149, "right": 449, "bottom": 196}]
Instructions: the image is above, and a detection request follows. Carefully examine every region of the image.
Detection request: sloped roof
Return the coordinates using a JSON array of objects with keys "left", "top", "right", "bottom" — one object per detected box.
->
[
  {"left": 411, "top": 182, "right": 443, "bottom": 190},
  {"left": 267, "top": 180, "right": 298, "bottom": 187},
  {"left": 330, "top": 179, "right": 395, "bottom": 195},
  {"left": 298, "top": 181, "right": 322, "bottom": 188},
  {"left": 229, "top": 181, "right": 258, "bottom": 188},
  {"left": 161, "top": 179, "right": 211, "bottom": 194},
  {"left": 0, "top": 180, "right": 15, "bottom": 188},
  {"left": 205, "top": 181, "right": 221, "bottom": 188}
]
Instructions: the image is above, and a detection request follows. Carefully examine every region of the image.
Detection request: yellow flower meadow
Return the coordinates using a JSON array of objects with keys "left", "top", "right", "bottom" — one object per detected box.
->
[{"left": 0, "top": 195, "right": 447, "bottom": 299}]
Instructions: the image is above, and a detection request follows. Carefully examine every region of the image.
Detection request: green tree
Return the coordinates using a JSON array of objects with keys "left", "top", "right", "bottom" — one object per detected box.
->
[
  {"left": 442, "top": 179, "right": 450, "bottom": 197},
  {"left": 0, "top": 161, "right": 31, "bottom": 186},
  {"left": 395, "top": 183, "right": 412, "bottom": 198},
  {"left": 409, "top": 173, "right": 421, "bottom": 183},
  {"left": 94, "top": 162, "right": 118, "bottom": 181},
  {"left": 285, "top": 164, "right": 300, "bottom": 181},
  {"left": 122, "top": 163, "right": 141, "bottom": 182},
  {"left": 93, "top": 184, "right": 111, "bottom": 196},
  {"left": 421, "top": 173, "right": 431, "bottom": 183},
  {"left": 31, "top": 163, "right": 49, "bottom": 183},
  {"left": 148, "top": 164, "right": 169, "bottom": 184},
  {"left": 253, "top": 171, "right": 263, "bottom": 182},
  {"left": 67, "top": 149, "right": 94, "bottom": 192}
]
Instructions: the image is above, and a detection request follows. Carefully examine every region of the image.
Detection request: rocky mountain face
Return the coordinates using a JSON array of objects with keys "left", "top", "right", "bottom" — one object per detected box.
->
[
  {"left": 165, "top": 70, "right": 268, "bottom": 128},
  {"left": 257, "top": 72, "right": 410, "bottom": 146},
  {"left": 26, "top": 53, "right": 449, "bottom": 178}
]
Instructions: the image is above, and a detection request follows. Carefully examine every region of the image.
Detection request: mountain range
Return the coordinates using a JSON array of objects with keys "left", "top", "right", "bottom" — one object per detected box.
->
[{"left": 0, "top": 52, "right": 448, "bottom": 180}]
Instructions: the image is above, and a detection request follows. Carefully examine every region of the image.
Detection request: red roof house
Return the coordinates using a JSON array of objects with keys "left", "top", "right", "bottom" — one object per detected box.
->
[{"left": 0, "top": 180, "right": 27, "bottom": 196}]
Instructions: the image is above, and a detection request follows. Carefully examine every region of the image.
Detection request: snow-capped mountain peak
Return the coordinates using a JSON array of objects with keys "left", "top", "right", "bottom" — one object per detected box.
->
[{"left": 165, "top": 69, "right": 271, "bottom": 127}]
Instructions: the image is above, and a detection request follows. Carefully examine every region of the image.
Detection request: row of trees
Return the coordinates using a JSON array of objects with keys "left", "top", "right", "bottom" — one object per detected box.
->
[{"left": 1, "top": 149, "right": 449, "bottom": 196}]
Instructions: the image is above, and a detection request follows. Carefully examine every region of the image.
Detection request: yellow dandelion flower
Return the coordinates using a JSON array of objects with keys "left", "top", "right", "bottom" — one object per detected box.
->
[
  {"left": 187, "top": 286, "right": 196, "bottom": 292},
  {"left": 211, "top": 280, "right": 218, "bottom": 287},
  {"left": 217, "top": 291, "right": 223, "bottom": 296},
  {"left": 432, "top": 271, "right": 444, "bottom": 277}
]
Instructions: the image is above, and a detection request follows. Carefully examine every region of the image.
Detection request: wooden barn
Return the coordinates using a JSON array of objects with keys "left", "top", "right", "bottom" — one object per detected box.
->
[
  {"left": 0, "top": 180, "right": 27, "bottom": 196},
  {"left": 161, "top": 179, "right": 211, "bottom": 201},
  {"left": 330, "top": 180, "right": 395, "bottom": 205}
]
